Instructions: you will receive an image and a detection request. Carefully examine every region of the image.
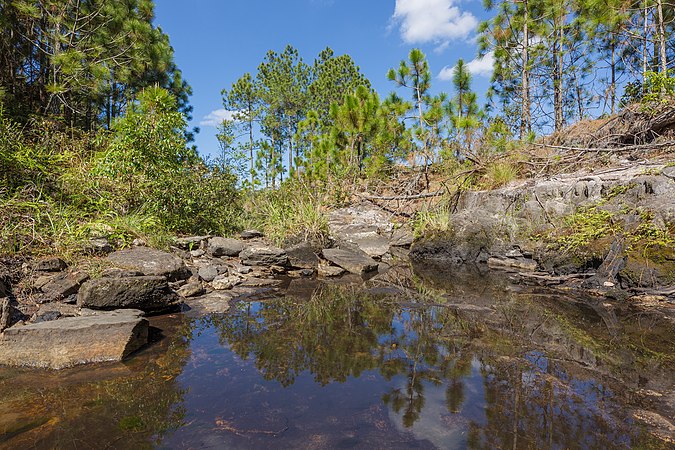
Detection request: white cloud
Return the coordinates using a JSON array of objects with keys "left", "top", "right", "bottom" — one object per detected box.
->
[
  {"left": 392, "top": 0, "right": 478, "bottom": 47},
  {"left": 437, "top": 51, "right": 495, "bottom": 81},
  {"left": 199, "top": 109, "right": 238, "bottom": 127}
]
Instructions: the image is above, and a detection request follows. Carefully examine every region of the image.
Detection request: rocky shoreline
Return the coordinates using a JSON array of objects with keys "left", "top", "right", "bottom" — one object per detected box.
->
[{"left": 0, "top": 161, "right": 673, "bottom": 369}]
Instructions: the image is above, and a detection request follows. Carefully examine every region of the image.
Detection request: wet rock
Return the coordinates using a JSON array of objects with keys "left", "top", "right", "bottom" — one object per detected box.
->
[
  {"left": 285, "top": 241, "right": 321, "bottom": 269},
  {"left": 39, "top": 271, "right": 90, "bottom": 302},
  {"left": 240, "top": 229, "right": 264, "bottom": 239},
  {"left": 78, "top": 276, "right": 180, "bottom": 312},
  {"left": 175, "top": 235, "right": 210, "bottom": 250},
  {"left": 33, "top": 257, "right": 67, "bottom": 272},
  {"left": 107, "top": 247, "right": 191, "bottom": 281},
  {"left": 177, "top": 280, "right": 205, "bottom": 298},
  {"left": 184, "top": 291, "right": 233, "bottom": 315},
  {"left": 322, "top": 248, "right": 378, "bottom": 275},
  {"left": 0, "top": 309, "right": 148, "bottom": 369},
  {"left": 240, "top": 245, "right": 289, "bottom": 267},
  {"left": 87, "top": 237, "right": 113, "bottom": 254},
  {"left": 207, "top": 237, "right": 246, "bottom": 257},
  {"left": 198, "top": 265, "right": 220, "bottom": 282}
]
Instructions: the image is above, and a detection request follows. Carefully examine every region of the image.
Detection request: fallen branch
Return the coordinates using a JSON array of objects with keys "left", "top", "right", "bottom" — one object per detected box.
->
[
  {"left": 528, "top": 140, "right": 675, "bottom": 153},
  {"left": 359, "top": 190, "right": 445, "bottom": 201}
]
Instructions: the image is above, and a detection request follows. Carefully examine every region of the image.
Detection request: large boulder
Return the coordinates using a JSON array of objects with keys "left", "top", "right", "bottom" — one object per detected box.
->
[
  {"left": 0, "top": 309, "right": 148, "bottom": 369},
  {"left": 328, "top": 205, "right": 394, "bottom": 258},
  {"left": 285, "top": 241, "right": 321, "bottom": 269},
  {"left": 322, "top": 248, "right": 378, "bottom": 275},
  {"left": 77, "top": 276, "right": 180, "bottom": 312},
  {"left": 207, "top": 237, "right": 246, "bottom": 257},
  {"left": 240, "top": 245, "right": 289, "bottom": 267},
  {"left": 107, "top": 247, "right": 190, "bottom": 281}
]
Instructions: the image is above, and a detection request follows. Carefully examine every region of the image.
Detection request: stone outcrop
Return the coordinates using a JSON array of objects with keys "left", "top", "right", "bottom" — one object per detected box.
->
[
  {"left": 77, "top": 276, "right": 180, "bottom": 312},
  {"left": 107, "top": 247, "right": 191, "bottom": 281},
  {"left": 328, "top": 205, "right": 393, "bottom": 258},
  {"left": 0, "top": 309, "right": 148, "bottom": 369}
]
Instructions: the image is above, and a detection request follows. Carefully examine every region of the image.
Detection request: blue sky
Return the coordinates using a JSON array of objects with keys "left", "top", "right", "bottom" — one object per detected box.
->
[{"left": 154, "top": 0, "right": 494, "bottom": 159}]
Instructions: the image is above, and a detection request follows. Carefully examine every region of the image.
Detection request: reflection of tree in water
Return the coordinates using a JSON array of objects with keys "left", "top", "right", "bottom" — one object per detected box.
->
[{"left": 210, "top": 283, "right": 475, "bottom": 428}]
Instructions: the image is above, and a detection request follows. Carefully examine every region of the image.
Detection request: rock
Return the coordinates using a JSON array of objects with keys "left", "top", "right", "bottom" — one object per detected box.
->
[
  {"left": 184, "top": 291, "right": 233, "bottom": 315},
  {"left": 0, "top": 298, "right": 21, "bottom": 331},
  {"left": 0, "top": 273, "right": 9, "bottom": 297},
  {"left": 132, "top": 238, "right": 147, "bottom": 247},
  {"left": 505, "top": 248, "right": 524, "bottom": 258},
  {"left": 321, "top": 248, "right": 378, "bottom": 275},
  {"left": 177, "top": 280, "right": 205, "bottom": 298},
  {"left": 33, "top": 310, "right": 62, "bottom": 323},
  {"left": 175, "top": 235, "right": 210, "bottom": 250},
  {"left": 87, "top": 237, "right": 113, "bottom": 254},
  {"left": 390, "top": 228, "right": 414, "bottom": 248},
  {"left": 235, "top": 265, "right": 252, "bottom": 275},
  {"left": 77, "top": 276, "right": 180, "bottom": 312},
  {"left": 240, "top": 245, "right": 289, "bottom": 267},
  {"left": 33, "top": 257, "right": 67, "bottom": 272},
  {"left": 40, "top": 271, "right": 90, "bottom": 301},
  {"left": 0, "top": 309, "right": 148, "bottom": 369},
  {"left": 328, "top": 205, "right": 394, "bottom": 257},
  {"left": 285, "top": 241, "right": 321, "bottom": 269},
  {"left": 240, "top": 229, "right": 264, "bottom": 239},
  {"left": 100, "top": 268, "right": 144, "bottom": 278},
  {"left": 212, "top": 275, "right": 241, "bottom": 290},
  {"left": 190, "top": 249, "right": 205, "bottom": 257},
  {"left": 207, "top": 237, "right": 246, "bottom": 257},
  {"left": 198, "top": 265, "right": 221, "bottom": 282},
  {"left": 239, "top": 277, "right": 282, "bottom": 287},
  {"left": 662, "top": 165, "right": 675, "bottom": 180},
  {"left": 107, "top": 247, "right": 191, "bottom": 281},
  {"left": 318, "top": 264, "right": 346, "bottom": 277},
  {"left": 487, "top": 257, "right": 538, "bottom": 272}
]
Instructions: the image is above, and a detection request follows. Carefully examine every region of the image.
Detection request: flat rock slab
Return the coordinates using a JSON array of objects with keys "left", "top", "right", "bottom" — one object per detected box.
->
[
  {"left": 322, "top": 248, "right": 379, "bottom": 275},
  {"left": 208, "top": 237, "right": 246, "bottom": 257},
  {"left": 285, "top": 242, "right": 321, "bottom": 269},
  {"left": 0, "top": 309, "right": 148, "bottom": 369},
  {"left": 240, "top": 245, "right": 288, "bottom": 267},
  {"left": 487, "top": 257, "right": 538, "bottom": 272},
  {"left": 40, "top": 271, "right": 90, "bottom": 301},
  {"left": 107, "top": 247, "right": 190, "bottom": 281},
  {"left": 78, "top": 276, "right": 180, "bottom": 312},
  {"left": 328, "top": 205, "right": 395, "bottom": 257}
]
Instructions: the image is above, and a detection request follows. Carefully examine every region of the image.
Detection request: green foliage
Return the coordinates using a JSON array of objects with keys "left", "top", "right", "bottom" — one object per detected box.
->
[
  {"left": 554, "top": 207, "right": 618, "bottom": 252},
  {"left": 622, "top": 71, "right": 675, "bottom": 108},
  {"left": 412, "top": 205, "right": 452, "bottom": 238}
]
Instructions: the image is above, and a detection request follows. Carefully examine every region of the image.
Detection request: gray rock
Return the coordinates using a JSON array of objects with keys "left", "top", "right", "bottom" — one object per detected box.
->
[
  {"left": 107, "top": 247, "right": 190, "bottom": 281},
  {"left": 34, "top": 257, "right": 67, "bottom": 272},
  {"left": 285, "top": 241, "right": 321, "bottom": 269},
  {"left": 132, "top": 238, "right": 147, "bottom": 247},
  {"left": 322, "top": 248, "right": 379, "bottom": 275},
  {"left": 175, "top": 235, "right": 210, "bottom": 250},
  {"left": 87, "top": 237, "right": 113, "bottom": 254},
  {"left": 328, "top": 205, "right": 394, "bottom": 257},
  {"left": 78, "top": 276, "right": 180, "bottom": 312},
  {"left": 240, "top": 245, "right": 289, "bottom": 267},
  {"left": 212, "top": 275, "right": 242, "bottom": 290},
  {"left": 33, "top": 311, "right": 62, "bottom": 323},
  {"left": 40, "top": 271, "right": 90, "bottom": 301},
  {"left": 662, "top": 165, "right": 675, "bottom": 180},
  {"left": 190, "top": 249, "right": 205, "bottom": 257},
  {"left": 0, "top": 309, "right": 148, "bottom": 369},
  {"left": 0, "top": 298, "right": 20, "bottom": 331},
  {"left": 100, "top": 268, "right": 145, "bottom": 278},
  {"left": 198, "top": 265, "right": 220, "bottom": 282},
  {"left": 317, "top": 264, "right": 346, "bottom": 277},
  {"left": 177, "top": 280, "right": 205, "bottom": 298},
  {"left": 207, "top": 237, "right": 246, "bottom": 257},
  {"left": 240, "top": 229, "right": 264, "bottom": 239},
  {"left": 390, "top": 228, "right": 414, "bottom": 247}
]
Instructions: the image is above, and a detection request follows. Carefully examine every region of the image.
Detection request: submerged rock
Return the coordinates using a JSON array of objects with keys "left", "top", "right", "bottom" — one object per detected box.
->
[
  {"left": 77, "top": 276, "right": 180, "bottom": 312},
  {"left": 0, "top": 309, "right": 148, "bottom": 369},
  {"left": 107, "top": 247, "right": 191, "bottom": 281},
  {"left": 322, "top": 248, "right": 378, "bottom": 275}
]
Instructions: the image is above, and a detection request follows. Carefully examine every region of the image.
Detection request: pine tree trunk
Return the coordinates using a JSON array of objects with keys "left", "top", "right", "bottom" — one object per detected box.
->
[
  {"left": 520, "top": 0, "right": 531, "bottom": 139},
  {"left": 643, "top": 1, "right": 649, "bottom": 84},
  {"left": 553, "top": 14, "right": 564, "bottom": 132},
  {"left": 656, "top": 0, "right": 667, "bottom": 78}
]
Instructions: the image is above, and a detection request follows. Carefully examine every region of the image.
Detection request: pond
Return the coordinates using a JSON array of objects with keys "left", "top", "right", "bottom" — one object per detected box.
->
[{"left": 0, "top": 264, "right": 673, "bottom": 449}]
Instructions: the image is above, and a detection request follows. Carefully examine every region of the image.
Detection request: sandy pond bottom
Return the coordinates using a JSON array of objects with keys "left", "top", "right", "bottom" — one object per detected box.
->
[{"left": 0, "top": 266, "right": 672, "bottom": 449}]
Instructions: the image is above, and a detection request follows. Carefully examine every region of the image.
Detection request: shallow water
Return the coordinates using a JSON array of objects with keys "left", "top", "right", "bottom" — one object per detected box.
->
[{"left": 0, "top": 265, "right": 673, "bottom": 449}]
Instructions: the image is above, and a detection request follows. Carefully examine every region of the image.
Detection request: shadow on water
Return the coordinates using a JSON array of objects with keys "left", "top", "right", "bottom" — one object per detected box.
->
[{"left": 0, "top": 263, "right": 673, "bottom": 449}]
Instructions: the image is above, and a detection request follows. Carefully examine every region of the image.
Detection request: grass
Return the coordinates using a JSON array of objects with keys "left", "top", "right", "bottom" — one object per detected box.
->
[{"left": 412, "top": 204, "right": 452, "bottom": 237}]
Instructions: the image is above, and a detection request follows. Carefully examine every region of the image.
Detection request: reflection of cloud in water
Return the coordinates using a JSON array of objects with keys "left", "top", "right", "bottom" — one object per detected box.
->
[{"left": 387, "top": 358, "right": 486, "bottom": 449}]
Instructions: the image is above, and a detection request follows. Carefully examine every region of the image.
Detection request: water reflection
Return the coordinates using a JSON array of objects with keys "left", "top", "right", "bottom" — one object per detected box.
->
[{"left": 0, "top": 266, "right": 672, "bottom": 449}]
